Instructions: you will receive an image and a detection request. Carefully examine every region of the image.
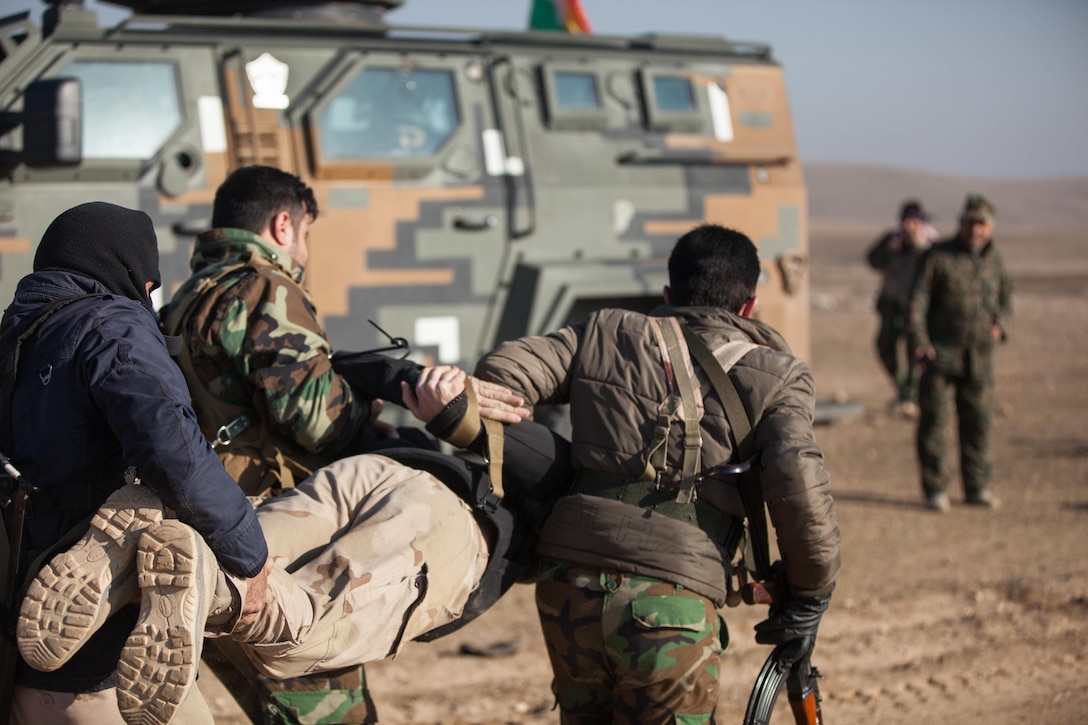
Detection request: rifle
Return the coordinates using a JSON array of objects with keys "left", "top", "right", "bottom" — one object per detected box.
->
[
  {"left": 741, "top": 578, "right": 824, "bottom": 725},
  {"left": 0, "top": 451, "right": 36, "bottom": 725}
]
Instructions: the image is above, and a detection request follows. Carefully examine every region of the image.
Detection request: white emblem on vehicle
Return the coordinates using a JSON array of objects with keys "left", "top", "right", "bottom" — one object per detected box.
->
[
  {"left": 415, "top": 317, "right": 460, "bottom": 364},
  {"left": 246, "top": 53, "right": 290, "bottom": 110}
]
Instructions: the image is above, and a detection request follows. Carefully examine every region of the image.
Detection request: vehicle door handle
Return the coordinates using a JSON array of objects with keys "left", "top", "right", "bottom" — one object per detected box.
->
[{"left": 453, "top": 214, "right": 498, "bottom": 231}]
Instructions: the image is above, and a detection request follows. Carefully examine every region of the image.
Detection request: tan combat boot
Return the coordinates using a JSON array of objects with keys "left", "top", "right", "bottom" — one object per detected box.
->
[
  {"left": 17, "top": 483, "right": 165, "bottom": 672},
  {"left": 116, "top": 519, "right": 234, "bottom": 725}
]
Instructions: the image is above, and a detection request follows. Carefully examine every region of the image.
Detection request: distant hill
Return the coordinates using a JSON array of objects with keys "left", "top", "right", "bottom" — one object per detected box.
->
[{"left": 805, "top": 162, "right": 1088, "bottom": 232}]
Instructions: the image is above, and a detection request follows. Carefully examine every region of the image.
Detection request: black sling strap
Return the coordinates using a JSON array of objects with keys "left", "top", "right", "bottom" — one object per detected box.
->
[
  {"left": 0, "top": 294, "right": 101, "bottom": 453},
  {"left": 679, "top": 322, "right": 774, "bottom": 581},
  {"left": 0, "top": 294, "right": 120, "bottom": 518}
]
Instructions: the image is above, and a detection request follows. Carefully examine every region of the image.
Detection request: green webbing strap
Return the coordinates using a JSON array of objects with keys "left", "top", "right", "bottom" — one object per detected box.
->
[
  {"left": 571, "top": 469, "right": 737, "bottom": 544},
  {"left": 678, "top": 322, "right": 772, "bottom": 580},
  {"left": 645, "top": 395, "right": 679, "bottom": 480},
  {"left": 655, "top": 318, "right": 702, "bottom": 505}
]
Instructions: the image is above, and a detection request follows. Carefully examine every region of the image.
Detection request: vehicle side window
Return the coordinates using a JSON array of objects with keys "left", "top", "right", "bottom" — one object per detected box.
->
[
  {"left": 317, "top": 68, "right": 459, "bottom": 159},
  {"left": 652, "top": 75, "right": 695, "bottom": 112},
  {"left": 553, "top": 71, "right": 600, "bottom": 111},
  {"left": 640, "top": 70, "right": 703, "bottom": 133},
  {"left": 540, "top": 66, "right": 608, "bottom": 131},
  {"left": 63, "top": 61, "right": 182, "bottom": 159}
]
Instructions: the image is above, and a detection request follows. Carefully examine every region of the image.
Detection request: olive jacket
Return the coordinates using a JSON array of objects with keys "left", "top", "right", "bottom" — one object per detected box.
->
[{"left": 475, "top": 305, "right": 840, "bottom": 599}]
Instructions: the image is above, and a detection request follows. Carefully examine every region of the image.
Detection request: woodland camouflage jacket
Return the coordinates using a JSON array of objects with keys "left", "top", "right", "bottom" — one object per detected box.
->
[{"left": 162, "top": 228, "right": 369, "bottom": 458}]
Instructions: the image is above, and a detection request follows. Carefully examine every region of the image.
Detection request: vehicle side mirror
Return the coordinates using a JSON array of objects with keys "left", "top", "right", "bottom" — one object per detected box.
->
[
  {"left": 0, "top": 77, "right": 82, "bottom": 170},
  {"left": 22, "top": 77, "right": 82, "bottom": 167}
]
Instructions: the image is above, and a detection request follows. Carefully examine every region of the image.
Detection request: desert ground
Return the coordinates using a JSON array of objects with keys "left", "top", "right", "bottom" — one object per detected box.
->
[{"left": 201, "top": 223, "right": 1088, "bottom": 724}]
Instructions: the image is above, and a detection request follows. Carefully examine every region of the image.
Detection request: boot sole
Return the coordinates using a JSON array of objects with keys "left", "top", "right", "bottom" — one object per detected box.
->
[
  {"left": 117, "top": 522, "right": 210, "bottom": 725},
  {"left": 17, "top": 486, "right": 162, "bottom": 672}
]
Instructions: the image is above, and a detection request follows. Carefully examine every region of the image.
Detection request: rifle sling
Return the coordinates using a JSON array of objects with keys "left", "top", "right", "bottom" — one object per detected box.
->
[
  {"left": 0, "top": 294, "right": 102, "bottom": 453},
  {"left": 678, "top": 322, "right": 773, "bottom": 581},
  {"left": 655, "top": 318, "right": 702, "bottom": 504},
  {"left": 0, "top": 293, "right": 102, "bottom": 725}
]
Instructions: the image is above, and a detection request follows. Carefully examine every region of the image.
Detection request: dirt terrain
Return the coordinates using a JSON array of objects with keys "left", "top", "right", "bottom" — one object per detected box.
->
[{"left": 201, "top": 224, "right": 1088, "bottom": 724}]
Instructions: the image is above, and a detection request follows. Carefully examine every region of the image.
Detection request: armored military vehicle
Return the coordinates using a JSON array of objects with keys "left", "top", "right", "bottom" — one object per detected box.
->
[{"left": 0, "top": 0, "right": 811, "bottom": 367}]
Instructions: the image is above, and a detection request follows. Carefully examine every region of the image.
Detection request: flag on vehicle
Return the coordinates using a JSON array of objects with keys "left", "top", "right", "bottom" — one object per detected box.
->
[{"left": 529, "top": 0, "right": 594, "bottom": 34}]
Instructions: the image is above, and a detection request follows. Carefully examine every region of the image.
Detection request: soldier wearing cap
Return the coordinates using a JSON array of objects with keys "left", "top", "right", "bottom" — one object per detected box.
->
[
  {"left": 908, "top": 194, "right": 1012, "bottom": 512},
  {"left": 866, "top": 199, "right": 939, "bottom": 413}
]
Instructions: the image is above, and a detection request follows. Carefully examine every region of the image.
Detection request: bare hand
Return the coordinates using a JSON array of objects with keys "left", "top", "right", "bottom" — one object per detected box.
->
[
  {"left": 362, "top": 398, "right": 399, "bottom": 439},
  {"left": 991, "top": 324, "right": 1003, "bottom": 341},
  {"left": 238, "top": 558, "right": 273, "bottom": 626},
  {"left": 470, "top": 377, "right": 530, "bottom": 424},
  {"left": 370, "top": 418, "right": 399, "bottom": 439},
  {"left": 913, "top": 346, "right": 936, "bottom": 364},
  {"left": 402, "top": 365, "right": 468, "bottom": 423}
]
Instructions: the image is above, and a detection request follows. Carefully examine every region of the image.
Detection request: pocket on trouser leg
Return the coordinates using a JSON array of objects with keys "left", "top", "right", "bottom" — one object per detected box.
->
[
  {"left": 630, "top": 595, "right": 708, "bottom": 631},
  {"left": 610, "top": 592, "right": 722, "bottom": 723},
  {"left": 268, "top": 688, "right": 375, "bottom": 725}
]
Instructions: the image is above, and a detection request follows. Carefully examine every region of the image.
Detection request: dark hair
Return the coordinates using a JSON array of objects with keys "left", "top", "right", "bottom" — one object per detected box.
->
[
  {"left": 667, "top": 224, "right": 760, "bottom": 312},
  {"left": 211, "top": 165, "right": 318, "bottom": 233},
  {"left": 899, "top": 199, "right": 928, "bottom": 222}
]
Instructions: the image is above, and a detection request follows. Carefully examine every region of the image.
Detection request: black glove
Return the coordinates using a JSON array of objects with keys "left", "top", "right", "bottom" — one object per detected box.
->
[{"left": 753, "top": 591, "right": 831, "bottom": 649}]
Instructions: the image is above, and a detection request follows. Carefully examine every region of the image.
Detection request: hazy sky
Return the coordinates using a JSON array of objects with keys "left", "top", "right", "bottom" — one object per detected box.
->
[{"left": 9, "top": 0, "right": 1088, "bottom": 179}]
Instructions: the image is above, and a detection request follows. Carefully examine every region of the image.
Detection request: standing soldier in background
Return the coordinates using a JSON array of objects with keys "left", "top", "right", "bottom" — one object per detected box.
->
[
  {"left": 909, "top": 194, "right": 1012, "bottom": 513},
  {"left": 866, "top": 199, "right": 938, "bottom": 416}
]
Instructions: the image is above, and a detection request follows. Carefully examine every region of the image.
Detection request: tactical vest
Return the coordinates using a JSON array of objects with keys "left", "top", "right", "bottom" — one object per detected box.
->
[
  {"left": 161, "top": 255, "right": 324, "bottom": 497},
  {"left": 535, "top": 316, "right": 758, "bottom": 606}
]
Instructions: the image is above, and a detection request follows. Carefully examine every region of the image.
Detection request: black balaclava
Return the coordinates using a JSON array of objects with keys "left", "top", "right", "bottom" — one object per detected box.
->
[{"left": 33, "top": 202, "right": 161, "bottom": 313}]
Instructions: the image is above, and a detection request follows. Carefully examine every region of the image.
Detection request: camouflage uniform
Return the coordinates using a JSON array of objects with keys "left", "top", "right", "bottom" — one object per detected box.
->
[
  {"left": 908, "top": 235, "right": 1012, "bottom": 499},
  {"left": 536, "top": 563, "right": 724, "bottom": 725},
  {"left": 161, "top": 227, "right": 376, "bottom": 722},
  {"left": 161, "top": 227, "right": 372, "bottom": 496}
]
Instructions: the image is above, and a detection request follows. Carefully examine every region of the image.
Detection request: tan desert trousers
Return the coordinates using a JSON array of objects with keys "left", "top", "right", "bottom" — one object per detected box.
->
[{"left": 227, "top": 454, "right": 489, "bottom": 680}]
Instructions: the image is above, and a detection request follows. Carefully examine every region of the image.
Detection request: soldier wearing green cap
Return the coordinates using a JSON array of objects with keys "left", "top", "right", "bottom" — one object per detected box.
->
[{"left": 908, "top": 194, "right": 1012, "bottom": 512}]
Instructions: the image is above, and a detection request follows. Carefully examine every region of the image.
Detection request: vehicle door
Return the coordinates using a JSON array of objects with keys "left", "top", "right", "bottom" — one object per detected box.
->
[{"left": 283, "top": 48, "right": 511, "bottom": 365}]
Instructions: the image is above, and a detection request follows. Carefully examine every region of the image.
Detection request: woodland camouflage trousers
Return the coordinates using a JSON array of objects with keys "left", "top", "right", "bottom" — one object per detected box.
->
[{"left": 535, "top": 562, "right": 726, "bottom": 725}]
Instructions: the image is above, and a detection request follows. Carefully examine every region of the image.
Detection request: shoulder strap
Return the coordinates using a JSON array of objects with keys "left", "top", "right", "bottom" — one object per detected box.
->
[
  {"left": 0, "top": 294, "right": 101, "bottom": 453},
  {"left": 679, "top": 322, "right": 773, "bottom": 581},
  {"left": 654, "top": 318, "right": 703, "bottom": 505}
]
